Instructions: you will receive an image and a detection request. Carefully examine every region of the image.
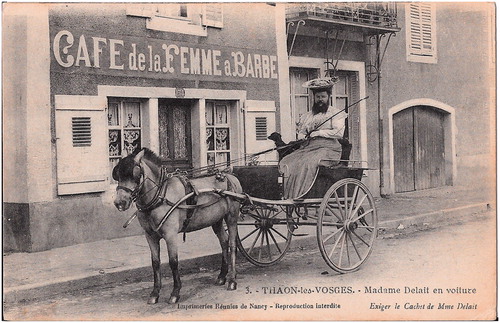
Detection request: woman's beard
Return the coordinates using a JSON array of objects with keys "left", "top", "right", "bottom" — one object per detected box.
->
[{"left": 312, "top": 101, "right": 329, "bottom": 114}]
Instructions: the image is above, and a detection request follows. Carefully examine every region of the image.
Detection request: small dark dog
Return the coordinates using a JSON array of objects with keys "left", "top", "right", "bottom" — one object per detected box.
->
[{"left": 268, "top": 132, "right": 301, "bottom": 161}]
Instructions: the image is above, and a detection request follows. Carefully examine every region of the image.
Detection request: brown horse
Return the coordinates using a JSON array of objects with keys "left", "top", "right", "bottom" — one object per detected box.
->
[{"left": 113, "top": 148, "right": 242, "bottom": 304}]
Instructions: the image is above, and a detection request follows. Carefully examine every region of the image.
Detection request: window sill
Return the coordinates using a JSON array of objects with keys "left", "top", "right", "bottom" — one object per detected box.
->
[
  {"left": 407, "top": 54, "right": 438, "bottom": 64},
  {"left": 146, "top": 16, "right": 207, "bottom": 36}
]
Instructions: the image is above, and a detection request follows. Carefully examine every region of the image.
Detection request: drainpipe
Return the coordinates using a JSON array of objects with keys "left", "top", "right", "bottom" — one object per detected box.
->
[{"left": 376, "top": 35, "right": 385, "bottom": 197}]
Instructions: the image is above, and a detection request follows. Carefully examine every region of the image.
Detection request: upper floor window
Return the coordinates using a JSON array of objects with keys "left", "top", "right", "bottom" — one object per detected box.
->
[
  {"left": 127, "top": 3, "right": 223, "bottom": 36},
  {"left": 406, "top": 3, "right": 437, "bottom": 64},
  {"left": 289, "top": 68, "right": 319, "bottom": 134}
]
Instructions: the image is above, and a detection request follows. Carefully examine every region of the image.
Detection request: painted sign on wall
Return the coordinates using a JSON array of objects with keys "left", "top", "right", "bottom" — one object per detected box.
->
[{"left": 52, "top": 30, "right": 279, "bottom": 80}]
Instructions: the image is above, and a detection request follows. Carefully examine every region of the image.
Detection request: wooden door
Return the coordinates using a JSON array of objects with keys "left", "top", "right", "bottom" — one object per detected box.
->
[
  {"left": 158, "top": 101, "right": 192, "bottom": 170},
  {"left": 414, "top": 107, "right": 445, "bottom": 190},
  {"left": 393, "top": 108, "right": 415, "bottom": 192},
  {"left": 393, "top": 106, "right": 446, "bottom": 192}
]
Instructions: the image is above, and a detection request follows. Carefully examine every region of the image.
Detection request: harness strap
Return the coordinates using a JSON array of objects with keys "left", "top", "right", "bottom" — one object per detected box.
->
[
  {"left": 136, "top": 168, "right": 168, "bottom": 212},
  {"left": 177, "top": 175, "right": 198, "bottom": 241}
]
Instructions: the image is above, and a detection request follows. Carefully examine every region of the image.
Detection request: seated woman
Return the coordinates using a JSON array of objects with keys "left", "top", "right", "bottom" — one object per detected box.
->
[{"left": 279, "top": 78, "right": 347, "bottom": 199}]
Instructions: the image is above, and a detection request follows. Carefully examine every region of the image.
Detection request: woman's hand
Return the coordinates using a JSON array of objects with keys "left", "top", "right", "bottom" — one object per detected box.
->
[{"left": 309, "top": 130, "right": 320, "bottom": 138}]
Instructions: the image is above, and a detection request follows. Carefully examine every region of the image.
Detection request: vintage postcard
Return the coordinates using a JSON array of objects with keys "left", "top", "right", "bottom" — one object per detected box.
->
[{"left": 3, "top": 1, "right": 496, "bottom": 320}]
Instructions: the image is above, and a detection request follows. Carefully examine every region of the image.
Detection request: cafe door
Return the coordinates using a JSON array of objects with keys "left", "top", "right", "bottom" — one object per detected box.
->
[{"left": 158, "top": 99, "right": 193, "bottom": 170}]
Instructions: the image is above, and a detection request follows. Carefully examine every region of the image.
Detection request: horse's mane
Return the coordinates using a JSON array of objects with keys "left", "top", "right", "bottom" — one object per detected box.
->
[{"left": 141, "top": 148, "right": 163, "bottom": 166}]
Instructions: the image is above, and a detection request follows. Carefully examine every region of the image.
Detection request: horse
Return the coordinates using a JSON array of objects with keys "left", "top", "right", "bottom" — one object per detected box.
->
[{"left": 112, "top": 148, "right": 243, "bottom": 304}]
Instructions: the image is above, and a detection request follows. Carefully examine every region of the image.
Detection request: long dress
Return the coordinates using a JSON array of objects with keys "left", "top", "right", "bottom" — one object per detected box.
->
[{"left": 279, "top": 106, "right": 347, "bottom": 199}]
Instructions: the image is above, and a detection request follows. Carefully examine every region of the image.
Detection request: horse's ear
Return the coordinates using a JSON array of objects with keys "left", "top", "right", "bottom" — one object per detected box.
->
[
  {"left": 133, "top": 165, "right": 142, "bottom": 180},
  {"left": 112, "top": 164, "right": 119, "bottom": 181},
  {"left": 134, "top": 148, "right": 145, "bottom": 164}
]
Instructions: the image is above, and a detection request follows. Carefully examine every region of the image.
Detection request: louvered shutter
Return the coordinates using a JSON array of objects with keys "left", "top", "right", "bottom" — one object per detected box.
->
[
  {"left": 245, "top": 100, "right": 277, "bottom": 163},
  {"left": 407, "top": 3, "right": 437, "bottom": 61},
  {"left": 55, "top": 95, "right": 108, "bottom": 195},
  {"left": 348, "top": 73, "right": 361, "bottom": 161},
  {"left": 203, "top": 4, "right": 223, "bottom": 28},
  {"left": 255, "top": 117, "right": 268, "bottom": 141}
]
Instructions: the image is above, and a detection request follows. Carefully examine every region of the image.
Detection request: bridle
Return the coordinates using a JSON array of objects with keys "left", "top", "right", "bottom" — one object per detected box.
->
[
  {"left": 115, "top": 162, "right": 147, "bottom": 205},
  {"left": 116, "top": 163, "right": 171, "bottom": 212},
  {"left": 116, "top": 182, "right": 143, "bottom": 202}
]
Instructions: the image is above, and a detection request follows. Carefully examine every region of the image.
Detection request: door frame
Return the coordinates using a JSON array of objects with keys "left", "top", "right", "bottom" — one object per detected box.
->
[{"left": 388, "top": 98, "right": 457, "bottom": 194}]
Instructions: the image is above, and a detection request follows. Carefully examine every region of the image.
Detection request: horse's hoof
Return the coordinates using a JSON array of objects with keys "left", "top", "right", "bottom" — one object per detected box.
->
[
  {"left": 227, "top": 281, "right": 237, "bottom": 291},
  {"left": 168, "top": 295, "right": 180, "bottom": 304},
  {"left": 147, "top": 296, "right": 159, "bottom": 304},
  {"left": 215, "top": 277, "right": 226, "bottom": 286}
]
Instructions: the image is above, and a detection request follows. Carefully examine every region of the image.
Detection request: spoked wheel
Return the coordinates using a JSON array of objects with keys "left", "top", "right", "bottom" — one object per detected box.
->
[
  {"left": 237, "top": 203, "right": 293, "bottom": 266},
  {"left": 317, "top": 178, "right": 378, "bottom": 273}
]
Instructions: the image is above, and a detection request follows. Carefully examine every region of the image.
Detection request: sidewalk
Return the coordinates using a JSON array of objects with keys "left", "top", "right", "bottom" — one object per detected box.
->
[{"left": 3, "top": 184, "right": 494, "bottom": 304}]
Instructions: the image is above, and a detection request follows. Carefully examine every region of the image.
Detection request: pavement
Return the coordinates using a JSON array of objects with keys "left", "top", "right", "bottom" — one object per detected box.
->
[{"left": 3, "top": 184, "right": 495, "bottom": 304}]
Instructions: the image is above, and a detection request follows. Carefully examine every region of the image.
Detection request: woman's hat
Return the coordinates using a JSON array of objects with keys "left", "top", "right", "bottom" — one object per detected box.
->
[{"left": 302, "top": 76, "right": 339, "bottom": 90}]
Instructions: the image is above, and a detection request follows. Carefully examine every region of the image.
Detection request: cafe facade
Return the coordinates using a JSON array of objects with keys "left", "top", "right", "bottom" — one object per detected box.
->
[
  {"left": 4, "top": 3, "right": 494, "bottom": 252},
  {"left": 4, "top": 3, "right": 289, "bottom": 251}
]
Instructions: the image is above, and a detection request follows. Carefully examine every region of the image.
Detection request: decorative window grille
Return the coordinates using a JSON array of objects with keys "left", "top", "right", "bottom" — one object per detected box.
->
[
  {"left": 72, "top": 117, "right": 92, "bottom": 147},
  {"left": 206, "top": 102, "right": 230, "bottom": 167},
  {"left": 255, "top": 117, "right": 268, "bottom": 140},
  {"left": 406, "top": 3, "right": 437, "bottom": 63},
  {"left": 107, "top": 99, "right": 142, "bottom": 183}
]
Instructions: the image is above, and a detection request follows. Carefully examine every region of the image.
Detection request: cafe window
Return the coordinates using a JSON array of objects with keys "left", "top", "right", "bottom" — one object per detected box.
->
[
  {"left": 206, "top": 101, "right": 230, "bottom": 167},
  {"left": 108, "top": 99, "right": 142, "bottom": 183}
]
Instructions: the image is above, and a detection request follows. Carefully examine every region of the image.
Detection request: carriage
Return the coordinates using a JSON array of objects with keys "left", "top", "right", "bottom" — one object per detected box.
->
[
  {"left": 230, "top": 162, "right": 377, "bottom": 273},
  {"left": 113, "top": 148, "right": 377, "bottom": 304}
]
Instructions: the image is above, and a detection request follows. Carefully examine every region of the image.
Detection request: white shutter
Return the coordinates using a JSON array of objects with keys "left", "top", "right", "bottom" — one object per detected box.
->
[
  {"left": 245, "top": 100, "right": 277, "bottom": 164},
  {"left": 55, "top": 95, "right": 108, "bottom": 195},
  {"left": 203, "top": 4, "right": 223, "bottom": 28},
  {"left": 126, "top": 4, "right": 154, "bottom": 18},
  {"left": 407, "top": 3, "right": 437, "bottom": 63}
]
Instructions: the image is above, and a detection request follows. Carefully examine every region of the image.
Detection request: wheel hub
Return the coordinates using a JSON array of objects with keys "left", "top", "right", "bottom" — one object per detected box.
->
[
  {"left": 254, "top": 218, "right": 274, "bottom": 230},
  {"left": 343, "top": 220, "right": 358, "bottom": 232}
]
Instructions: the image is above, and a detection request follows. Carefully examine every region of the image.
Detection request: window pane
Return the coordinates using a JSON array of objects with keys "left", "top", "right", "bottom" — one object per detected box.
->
[
  {"left": 215, "top": 152, "right": 230, "bottom": 165},
  {"left": 295, "top": 96, "right": 309, "bottom": 123},
  {"left": 205, "top": 104, "right": 214, "bottom": 125},
  {"left": 335, "top": 77, "right": 347, "bottom": 95},
  {"left": 124, "top": 102, "right": 141, "bottom": 128},
  {"left": 108, "top": 103, "right": 119, "bottom": 126},
  {"left": 215, "top": 105, "right": 227, "bottom": 124},
  {"left": 207, "top": 152, "right": 215, "bottom": 166},
  {"left": 293, "top": 71, "right": 309, "bottom": 94},
  {"left": 109, "top": 158, "right": 120, "bottom": 184},
  {"left": 173, "top": 108, "right": 187, "bottom": 159},
  {"left": 109, "top": 130, "right": 121, "bottom": 156},
  {"left": 336, "top": 97, "right": 348, "bottom": 111},
  {"left": 216, "top": 128, "right": 229, "bottom": 150},
  {"left": 124, "top": 129, "right": 141, "bottom": 155},
  {"left": 206, "top": 128, "right": 214, "bottom": 151},
  {"left": 158, "top": 107, "right": 170, "bottom": 159}
]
